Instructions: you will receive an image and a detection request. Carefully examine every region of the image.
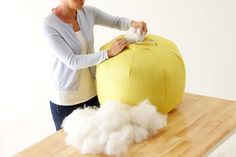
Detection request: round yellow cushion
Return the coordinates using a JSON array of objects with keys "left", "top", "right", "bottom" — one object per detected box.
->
[{"left": 96, "top": 34, "right": 185, "bottom": 113}]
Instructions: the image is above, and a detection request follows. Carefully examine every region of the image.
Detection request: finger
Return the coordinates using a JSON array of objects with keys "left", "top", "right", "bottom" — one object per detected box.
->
[
  {"left": 137, "top": 23, "right": 144, "bottom": 34},
  {"left": 138, "top": 22, "right": 145, "bottom": 34},
  {"left": 120, "top": 42, "right": 129, "bottom": 49},
  {"left": 144, "top": 23, "right": 148, "bottom": 34},
  {"left": 115, "top": 39, "right": 125, "bottom": 46},
  {"left": 118, "top": 43, "right": 125, "bottom": 48},
  {"left": 142, "top": 24, "right": 146, "bottom": 33},
  {"left": 116, "top": 38, "right": 124, "bottom": 43},
  {"left": 118, "top": 39, "right": 128, "bottom": 46},
  {"left": 117, "top": 38, "right": 126, "bottom": 43},
  {"left": 117, "top": 43, "right": 127, "bottom": 51},
  {"left": 142, "top": 26, "right": 147, "bottom": 34},
  {"left": 119, "top": 38, "right": 127, "bottom": 42},
  {"left": 120, "top": 40, "right": 129, "bottom": 46}
]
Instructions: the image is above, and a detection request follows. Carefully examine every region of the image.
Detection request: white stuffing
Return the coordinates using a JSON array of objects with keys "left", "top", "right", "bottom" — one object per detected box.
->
[
  {"left": 62, "top": 100, "right": 167, "bottom": 156},
  {"left": 129, "top": 100, "right": 167, "bottom": 136},
  {"left": 125, "top": 27, "right": 145, "bottom": 43}
]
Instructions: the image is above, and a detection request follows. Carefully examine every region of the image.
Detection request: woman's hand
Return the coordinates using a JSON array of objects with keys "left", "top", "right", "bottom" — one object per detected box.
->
[
  {"left": 130, "top": 21, "right": 148, "bottom": 35},
  {"left": 107, "top": 38, "right": 129, "bottom": 58}
]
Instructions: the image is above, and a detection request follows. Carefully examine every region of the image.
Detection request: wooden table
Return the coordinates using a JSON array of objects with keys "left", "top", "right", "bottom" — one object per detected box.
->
[{"left": 13, "top": 93, "right": 236, "bottom": 157}]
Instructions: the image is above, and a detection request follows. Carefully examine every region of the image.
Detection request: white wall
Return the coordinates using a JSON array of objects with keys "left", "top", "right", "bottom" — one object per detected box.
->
[{"left": 0, "top": 0, "right": 235, "bottom": 156}]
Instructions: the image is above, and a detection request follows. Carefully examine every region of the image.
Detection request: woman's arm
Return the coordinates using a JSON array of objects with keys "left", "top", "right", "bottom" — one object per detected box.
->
[
  {"left": 91, "top": 6, "right": 132, "bottom": 31},
  {"left": 88, "top": 6, "right": 148, "bottom": 35},
  {"left": 43, "top": 25, "right": 108, "bottom": 70}
]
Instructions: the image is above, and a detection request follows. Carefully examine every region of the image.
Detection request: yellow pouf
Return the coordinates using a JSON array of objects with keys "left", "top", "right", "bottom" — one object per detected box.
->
[{"left": 96, "top": 34, "right": 185, "bottom": 113}]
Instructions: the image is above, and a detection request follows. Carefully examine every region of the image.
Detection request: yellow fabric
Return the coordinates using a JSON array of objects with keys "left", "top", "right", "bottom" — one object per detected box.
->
[{"left": 96, "top": 34, "right": 185, "bottom": 113}]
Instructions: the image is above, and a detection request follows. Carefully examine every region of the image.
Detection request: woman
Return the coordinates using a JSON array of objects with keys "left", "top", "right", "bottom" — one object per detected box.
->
[{"left": 43, "top": 0, "right": 148, "bottom": 131}]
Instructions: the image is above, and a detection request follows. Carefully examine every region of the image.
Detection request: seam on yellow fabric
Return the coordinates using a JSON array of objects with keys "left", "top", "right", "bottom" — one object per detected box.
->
[{"left": 151, "top": 49, "right": 167, "bottom": 107}]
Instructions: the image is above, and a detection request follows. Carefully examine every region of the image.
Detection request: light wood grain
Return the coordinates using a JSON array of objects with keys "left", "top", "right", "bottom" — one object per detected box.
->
[{"left": 13, "top": 93, "right": 236, "bottom": 157}]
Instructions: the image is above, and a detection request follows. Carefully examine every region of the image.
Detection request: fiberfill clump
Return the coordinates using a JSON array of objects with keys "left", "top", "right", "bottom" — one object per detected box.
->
[{"left": 63, "top": 100, "right": 167, "bottom": 156}]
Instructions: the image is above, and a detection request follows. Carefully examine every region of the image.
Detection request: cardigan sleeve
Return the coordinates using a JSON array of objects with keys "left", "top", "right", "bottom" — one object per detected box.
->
[
  {"left": 43, "top": 24, "right": 108, "bottom": 70},
  {"left": 88, "top": 6, "right": 132, "bottom": 31}
]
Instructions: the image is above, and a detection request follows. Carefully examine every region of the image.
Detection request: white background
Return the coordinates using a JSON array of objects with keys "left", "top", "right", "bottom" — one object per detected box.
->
[{"left": 0, "top": 0, "right": 236, "bottom": 156}]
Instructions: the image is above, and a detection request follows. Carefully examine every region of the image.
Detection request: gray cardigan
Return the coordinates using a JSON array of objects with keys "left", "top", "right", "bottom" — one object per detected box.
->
[{"left": 43, "top": 5, "right": 131, "bottom": 92}]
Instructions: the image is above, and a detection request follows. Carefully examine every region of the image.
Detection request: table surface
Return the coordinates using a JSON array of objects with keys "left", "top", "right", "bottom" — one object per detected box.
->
[{"left": 13, "top": 93, "right": 236, "bottom": 157}]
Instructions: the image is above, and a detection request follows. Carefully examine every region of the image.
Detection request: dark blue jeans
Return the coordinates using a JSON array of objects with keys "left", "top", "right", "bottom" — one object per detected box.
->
[{"left": 50, "top": 96, "right": 100, "bottom": 131}]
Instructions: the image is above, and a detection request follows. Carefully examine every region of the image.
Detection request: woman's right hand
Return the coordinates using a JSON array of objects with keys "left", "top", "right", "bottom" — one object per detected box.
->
[{"left": 107, "top": 38, "right": 129, "bottom": 58}]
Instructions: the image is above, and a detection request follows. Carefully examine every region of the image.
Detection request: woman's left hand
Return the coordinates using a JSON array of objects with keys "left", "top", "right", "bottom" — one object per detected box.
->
[{"left": 130, "top": 21, "right": 148, "bottom": 35}]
